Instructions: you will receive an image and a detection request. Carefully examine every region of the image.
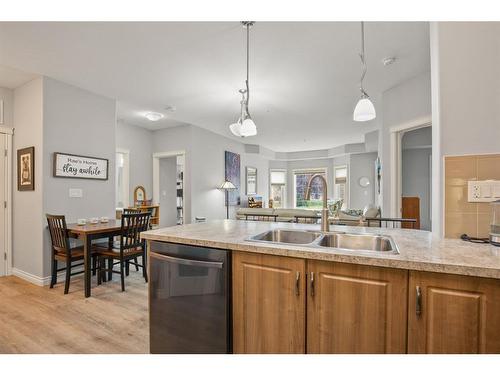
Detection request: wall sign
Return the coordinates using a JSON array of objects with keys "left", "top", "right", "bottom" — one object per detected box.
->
[{"left": 53, "top": 152, "right": 109, "bottom": 180}]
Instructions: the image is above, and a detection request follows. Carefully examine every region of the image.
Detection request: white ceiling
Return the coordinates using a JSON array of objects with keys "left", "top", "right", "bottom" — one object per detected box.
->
[{"left": 0, "top": 22, "right": 430, "bottom": 152}]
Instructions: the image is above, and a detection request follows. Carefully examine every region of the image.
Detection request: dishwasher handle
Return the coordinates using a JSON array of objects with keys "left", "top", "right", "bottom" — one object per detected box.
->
[{"left": 150, "top": 251, "right": 224, "bottom": 269}]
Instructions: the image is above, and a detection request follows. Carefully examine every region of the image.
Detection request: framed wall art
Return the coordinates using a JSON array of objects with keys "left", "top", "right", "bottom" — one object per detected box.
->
[
  {"left": 53, "top": 152, "right": 109, "bottom": 180},
  {"left": 17, "top": 146, "right": 35, "bottom": 191}
]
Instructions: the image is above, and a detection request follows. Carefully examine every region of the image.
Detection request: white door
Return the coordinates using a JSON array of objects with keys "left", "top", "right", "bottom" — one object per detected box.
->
[{"left": 0, "top": 133, "right": 6, "bottom": 276}]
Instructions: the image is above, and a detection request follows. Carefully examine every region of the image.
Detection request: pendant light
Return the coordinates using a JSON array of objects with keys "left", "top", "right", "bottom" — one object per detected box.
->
[
  {"left": 353, "top": 22, "right": 376, "bottom": 122},
  {"left": 229, "top": 21, "right": 257, "bottom": 137}
]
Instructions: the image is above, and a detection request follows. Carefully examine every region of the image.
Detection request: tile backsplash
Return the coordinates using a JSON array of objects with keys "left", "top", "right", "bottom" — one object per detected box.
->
[{"left": 445, "top": 154, "right": 500, "bottom": 238}]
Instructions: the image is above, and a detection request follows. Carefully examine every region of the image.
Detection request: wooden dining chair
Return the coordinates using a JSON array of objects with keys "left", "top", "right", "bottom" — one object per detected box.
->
[
  {"left": 121, "top": 208, "right": 153, "bottom": 275},
  {"left": 96, "top": 212, "right": 150, "bottom": 292},
  {"left": 46, "top": 214, "right": 100, "bottom": 294}
]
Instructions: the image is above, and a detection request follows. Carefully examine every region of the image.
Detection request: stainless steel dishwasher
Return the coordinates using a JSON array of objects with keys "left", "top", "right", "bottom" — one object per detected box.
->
[{"left": 149, "top": 241, "right": 231, "bottom": 353}]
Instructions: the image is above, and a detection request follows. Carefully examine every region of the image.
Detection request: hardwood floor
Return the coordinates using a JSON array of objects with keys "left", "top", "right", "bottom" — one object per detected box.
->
[{"left": 0, "top": 271, "right": 148, "bottom": 353}]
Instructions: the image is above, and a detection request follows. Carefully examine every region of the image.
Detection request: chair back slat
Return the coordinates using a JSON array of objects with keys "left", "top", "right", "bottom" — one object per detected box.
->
[
  {"left": 120, "top": 213, "right": 150, "bottom": 255},
  {"left": 46, "top": 214, "right": 71, "bottom": 254}
]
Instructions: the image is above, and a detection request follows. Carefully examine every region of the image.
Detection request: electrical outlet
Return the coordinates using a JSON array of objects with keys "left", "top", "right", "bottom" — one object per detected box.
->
[
  {"left": 468, "top": 180, "right": 500, "bottom": 202},
  {"left": 473, "top": 184, "right": 481, "bottom": 199}
]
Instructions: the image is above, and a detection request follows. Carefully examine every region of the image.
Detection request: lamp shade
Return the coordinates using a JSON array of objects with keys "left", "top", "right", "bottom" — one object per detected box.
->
[
  {"left": 229, "top": 121, "right": 243, "bottom": 137},
  {"left": 353, "top": 97, "right": 376, "bottom": 122},
  {"left": 218, "top": 180, "right": 236, "bottom": 190},
  {"left": 240, "top": 117, "right": 257, "bottom": 137}
]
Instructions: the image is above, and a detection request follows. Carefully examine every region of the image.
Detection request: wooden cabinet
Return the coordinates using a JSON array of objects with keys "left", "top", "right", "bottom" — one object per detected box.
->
[
  {"left": 232, "top": 251, "right": 306, "bottom": 353},
  {"left": 408, "top": 271, "right": 500, "bottom": 353},
  {"left": 306, "top": 260, "right": 408, "bottom": 353}
]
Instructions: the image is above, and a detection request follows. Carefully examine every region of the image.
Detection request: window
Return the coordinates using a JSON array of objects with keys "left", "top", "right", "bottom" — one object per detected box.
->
[
  {"left": 334, "top": 165, "right": 348, "bottom": 206},
  {"left": 293, "top": 169, "right": 327, "bottom": 209},
  {"left": 116, "top": 150, "right": 130, "bottom": 209},
  {"left": 270, "top": 169, "right": 286, "bottom": 208}
]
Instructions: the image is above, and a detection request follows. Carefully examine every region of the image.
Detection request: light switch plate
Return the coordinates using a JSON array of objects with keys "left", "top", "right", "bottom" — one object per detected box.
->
[{"left": 69, "top": 188, "right": 83, "bottom": 198}]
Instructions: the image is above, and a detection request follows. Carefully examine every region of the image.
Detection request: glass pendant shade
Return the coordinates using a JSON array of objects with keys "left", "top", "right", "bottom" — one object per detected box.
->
[
  {"left": 353, "top": 96, "right": 376, "bottom": 122},
  {"left": 229, "top": 120, "right": 243, "bottom": 137},
  {"left": 240, "top": 117, "right": 257, "bottom": 137}
]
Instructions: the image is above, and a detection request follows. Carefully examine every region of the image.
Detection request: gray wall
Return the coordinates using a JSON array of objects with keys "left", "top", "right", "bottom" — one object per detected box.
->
[
  {"left": 42, "top": 77, "right": 116, "bottom": 277},
  {"left": 153, "top": 125, "right": 270, "bottom": 221},
  {"left": 349, "top": 152, "right": 378, "bottom": 210},
  {"left": 402, "top": 148, "right": 432, "bottom": 230},
  {"left": 402, "top": 126, "right": 432, "bottom": 149},
  {"left": 116, "top": 120, "right": 153, "bottom": 205},
  {"left": 159, "top": 156, "right": 178, "bottom": 227}
]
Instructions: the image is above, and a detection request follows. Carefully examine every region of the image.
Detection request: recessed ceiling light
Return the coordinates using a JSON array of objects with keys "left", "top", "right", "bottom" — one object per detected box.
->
[
  {"left": 382, "top": 57, "right": 397, "bottom": 66},
  {"left": 145, "top": 112, "right": 164, "bottom": 121}
]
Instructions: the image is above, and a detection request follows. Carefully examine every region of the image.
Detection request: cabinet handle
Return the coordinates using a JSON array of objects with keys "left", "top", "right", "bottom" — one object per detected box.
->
[
  {"left": 416, "top": 286, "right": 422, "bottom": 316},
  {"left": 310, "top": 271, "right": 315, "bottom": 297},
  {"left": 295, "top": 271, "right": 300, "bottom": 296}
]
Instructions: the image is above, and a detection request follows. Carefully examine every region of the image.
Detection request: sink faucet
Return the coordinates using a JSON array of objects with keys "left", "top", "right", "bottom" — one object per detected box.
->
[{"left": 305, "top": 173, "right": 329, "bottom": 232}]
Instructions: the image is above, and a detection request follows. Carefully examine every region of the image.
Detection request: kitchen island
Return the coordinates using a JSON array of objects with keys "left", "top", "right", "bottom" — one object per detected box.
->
[{"left": 142, "top": 220, "right": 500, "bottom": 354}]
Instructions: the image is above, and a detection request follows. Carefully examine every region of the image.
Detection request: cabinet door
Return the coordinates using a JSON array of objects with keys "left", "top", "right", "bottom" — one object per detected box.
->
[
  {"left": 232, "top": 251, "right": 306, "bottom": 353},
  {"left": 408, "top": 271, "right": 500, "bottom": 353},
  {"left": 307, "top": 260, "right": 408, "bottom": 353}
]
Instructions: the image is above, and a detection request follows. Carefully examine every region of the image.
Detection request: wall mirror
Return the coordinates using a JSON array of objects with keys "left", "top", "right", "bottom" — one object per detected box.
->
[
  {"left": 358, "top": 176, "right": 371, "bottom": 188},
  {"left": 246, "top": 167, "right": 257, "bottom": 195}
]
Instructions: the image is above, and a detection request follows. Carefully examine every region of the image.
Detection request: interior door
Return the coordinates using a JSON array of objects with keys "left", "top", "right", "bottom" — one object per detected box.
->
[
  {"left": 402, "top": 196, "right": 420, "bottom": 229},
  {"left": 0, "top": 133, "right": 6, "bottom": 276}
]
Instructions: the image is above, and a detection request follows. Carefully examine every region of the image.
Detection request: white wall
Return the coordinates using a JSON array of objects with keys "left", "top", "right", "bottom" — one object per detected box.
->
[
  {"left": 13, "top": 78, "right": 44, "bottom": 277},
  {"left": 430, "top": 22, "right": 500, "bottom": 237},
  {"left": 159, "top": 156, "right": 177, "bottom": 227},
  {"left": 349, "top": 152, "right": 378, "bottom": 209},
  {"left": 380, "top": 71, "right": 432, "bottom": 216},
  {"left": 42, "top": 77, "right": 117, "bottom": 277},
  {"left": 116, "top": 120, "right": 153, "bottom": 205}
]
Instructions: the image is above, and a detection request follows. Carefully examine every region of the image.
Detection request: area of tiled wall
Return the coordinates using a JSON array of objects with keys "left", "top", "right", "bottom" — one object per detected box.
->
[{"left": 445, "top": 154, "right": 500, "bottom": 238}]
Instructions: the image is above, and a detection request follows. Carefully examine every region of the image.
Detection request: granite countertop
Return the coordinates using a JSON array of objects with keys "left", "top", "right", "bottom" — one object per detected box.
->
[{"left": 141, "top": 220, "right": 500, "bottom": 279}]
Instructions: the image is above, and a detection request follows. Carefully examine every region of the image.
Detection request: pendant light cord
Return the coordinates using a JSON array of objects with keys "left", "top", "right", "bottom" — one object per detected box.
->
[
  {"left": 245, "top": 22, "right": 251, "bottom": 115},
  {"left": 359, "top": 21, "right": 367, "bottom": 95}
]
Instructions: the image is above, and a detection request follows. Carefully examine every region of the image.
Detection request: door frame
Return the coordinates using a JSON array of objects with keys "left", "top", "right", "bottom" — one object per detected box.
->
[
  {"left": 116, "top": 148, "right": 130, "bottom": 209},
  {"left": 0, "top": 126, "right": 13, "bottom": 276},
  {"left": 153, "top": 150, "right": 186, "bottom": 224},
  {"left": 389, "top": 116, "right": 432, "bottom": 219}
]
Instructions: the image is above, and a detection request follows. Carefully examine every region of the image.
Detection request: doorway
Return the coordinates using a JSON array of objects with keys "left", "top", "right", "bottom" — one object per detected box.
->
[
  {"left": 153, "top": 151, "right": 185, "bottom": 227},
  {"left": 0, "top": 127, "right": 13, "bottom": 276},
  {"left": 390, "top": 118, "right": 432, "bottom": 230}
]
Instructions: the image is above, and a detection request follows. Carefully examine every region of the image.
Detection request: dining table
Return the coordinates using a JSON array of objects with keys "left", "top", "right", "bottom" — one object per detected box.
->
[{"left": 66, "top": 219, "right": 123, "bottom": 298}]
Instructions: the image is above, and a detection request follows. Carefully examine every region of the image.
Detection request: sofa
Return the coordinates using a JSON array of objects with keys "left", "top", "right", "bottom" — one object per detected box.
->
[
  {"left": 236, "top": 205, "right": 381, "bottom": 227},
  {"left": 236, "top": 207, "right": 320, "bottom": 222}
]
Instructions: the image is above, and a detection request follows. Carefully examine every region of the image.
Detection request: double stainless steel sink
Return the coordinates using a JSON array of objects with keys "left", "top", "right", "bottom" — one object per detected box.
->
[{"left": 247, "top": 229, "right": 398, "bottom": 254}]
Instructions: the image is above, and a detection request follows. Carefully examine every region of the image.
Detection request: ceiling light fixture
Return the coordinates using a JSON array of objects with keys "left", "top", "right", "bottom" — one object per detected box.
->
[
  {"left": 145, "top": 112, "right": 164, "bottom": 121},
  {"left": 353, "top": 22, "right": 376, "bottom": 122},
  {"left": 229, "top": 21, "right": 257, "bottom": 138},
  {"left": 382, "top": 56, "right": 396, "bottom": 66}
]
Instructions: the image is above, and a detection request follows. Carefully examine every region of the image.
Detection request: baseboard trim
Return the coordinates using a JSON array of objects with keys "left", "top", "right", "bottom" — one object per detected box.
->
[
  {"left": 11, "top": 268, "right": 50, "bottom": 286},
  {"left": 12, "top": 266, "right": 86, "bottom": 287}
]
